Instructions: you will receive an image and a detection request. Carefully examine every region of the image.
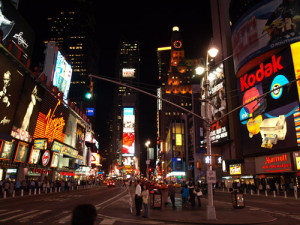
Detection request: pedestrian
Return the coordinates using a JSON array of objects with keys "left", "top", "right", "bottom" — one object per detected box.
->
[
  {"left": 71, "top": 204, "right": 97, "bottom": 225},
  {"left": 142, "top": 184, "right": 149, "bottom": 218},
  {"left": 15, "top": 180, "right": 21, "bottom": 194},
  {"left": 190, "top": 181, "right": 196, "bottom": 207},
  {"left": 195, "top": 183, "right": 202, "bottom": 207},
  {"left": 122, "top": 179, "right": 127, "bottom": 188},
  {"left": 0, "top": 179, "right": 3, "bottom": 194},
  {"left": 168, "top": 181, "right": 176, "bottom": 209},
  {"left": 181, "top": 184, "right": 189, "bottom": 208},
  {"left": 9, "top": 181, "right": 14, "bottom": 196},
  {"left": 135, "top": 180, "right": 142, "bottom": 216}
]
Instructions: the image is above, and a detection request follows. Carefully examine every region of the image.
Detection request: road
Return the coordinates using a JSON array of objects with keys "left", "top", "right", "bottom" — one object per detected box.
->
[{"left": 1, "top": 185, "right": 300, "bottom": 225}]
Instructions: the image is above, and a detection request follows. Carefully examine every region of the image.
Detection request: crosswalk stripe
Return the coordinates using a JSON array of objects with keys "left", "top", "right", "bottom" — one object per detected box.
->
[
  {"left": 57, "top": 215, "right": 72, "bottom": 224},
  {"left": 18, "top": 210, "right": 52, "bottom": 222},
  {"left": 0, "top": 209, "right": 23, "bottom": 217},
  {"left": 100, "top": 218, "right": 116, "bottom": 224},
  {"left": 0, "top": 210, "right": 38, "bottom": 222}
]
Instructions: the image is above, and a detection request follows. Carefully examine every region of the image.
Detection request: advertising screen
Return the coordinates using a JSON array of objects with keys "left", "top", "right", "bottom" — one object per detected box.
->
[
  {"left": 201, "top": 63, "right": 229, "bottom": 144},
  {"left": 0, "top": 52, "right": 25, "bottom": 135},
  {"left": 64, "top": 113, "right": 76, "bottom": 148},
  {"left": 28, "top": 148, "right": 40, "bottom": 164},
  {"left": 232, "top": 0, "right": 300, "bottom": 73},
  {"left": 91, "top": 153, "right": 100, "bottom": 165},
  {"left": 14, "top": 141, "right": 29, "bottom": 163},
  {"left": 33, "top": 91, "right": 69, "bottom": 143},
  {"left": 229, "top": 164, "right": 242, "bottom": 175},
  {"left": 76, "top": 122, "right": 85, "bottom": 156},
  {"left": 255, "top": 153, "right": 293, "bottom": 174},
  {"left": 52, "top": 51, "right": 72, "bottom": 103},
  {"left": 123, "top": 107, "right": 134, "bottom": 133},
  {"left": 0, "top": 0, "right": 35, "bottom": 61},
  {"left": 122, "top": 68, "right": 136, "bottom": 78},
  {"left": 238, "top": 47, "right": 300, "bottom": 156},
  {"left": 50, "top": 152, "right": 59, "bottom": 168},
  {"left": 0, "top": 139, "right": 15, "bottom": 160},
  {"left": 33, "top": 138, "right": 47, "bottom": 150},
  {"left": 122, "top": 133, "right": 135, "bottom": 156},
  {"left": 11, "top": 74, "right": 44, "bottom": 142}
]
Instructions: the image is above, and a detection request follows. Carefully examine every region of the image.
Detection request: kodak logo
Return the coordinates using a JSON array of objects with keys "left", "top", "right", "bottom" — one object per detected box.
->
[{"left": 240, "top": 55, "right": 283, "bottom": 92}]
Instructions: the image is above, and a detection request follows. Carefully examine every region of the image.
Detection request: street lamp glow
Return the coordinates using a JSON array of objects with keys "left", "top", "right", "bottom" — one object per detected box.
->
[
  {"left": 195, "top": 66, "right": 205, "bottom": 75},
  {"left": 208, "top": 47, "right": 219, "bottom": 58},
  {"left": 145, "top": 140, "right": 150, "bottom": 147}
]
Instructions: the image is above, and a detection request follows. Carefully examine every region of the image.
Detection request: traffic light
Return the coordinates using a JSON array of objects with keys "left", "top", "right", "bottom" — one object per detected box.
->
[
  {"left": 197, "top": 156, "right": 203, "bottom": 169},
  {"left": 85, "top": 78, "right": 94, "bottom": 99}
]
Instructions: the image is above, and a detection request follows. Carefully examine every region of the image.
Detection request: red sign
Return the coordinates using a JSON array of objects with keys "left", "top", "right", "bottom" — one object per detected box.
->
[
  {"left": 41, "top": 150, "right": 50, "bottom": 166},
  {"left": 255, "top": 153, "right": 293, "bottom": 173},
  {"left": 240, "top": 55, "right": 283, "bottom": 91}
]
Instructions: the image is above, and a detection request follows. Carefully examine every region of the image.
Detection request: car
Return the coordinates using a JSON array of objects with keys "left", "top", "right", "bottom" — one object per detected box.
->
[{"left": 107, "top": 180, "right": 115, "bottom": 187}]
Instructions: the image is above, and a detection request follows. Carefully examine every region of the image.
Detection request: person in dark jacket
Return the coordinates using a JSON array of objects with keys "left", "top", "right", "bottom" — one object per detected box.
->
[{"left": 168, "top": 181, "right": 176, "bottom": 208}]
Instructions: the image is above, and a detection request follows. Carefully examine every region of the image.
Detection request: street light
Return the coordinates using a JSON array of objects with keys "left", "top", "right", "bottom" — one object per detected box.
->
[
  {"left": 145, "top": 140, "right": 151, "bottom": 180},
  {"left": 196, "top": 44, "right": 218, "bottom": 220}
]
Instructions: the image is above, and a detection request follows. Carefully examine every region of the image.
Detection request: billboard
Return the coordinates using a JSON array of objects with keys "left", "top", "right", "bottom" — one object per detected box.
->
[
  {"left": 64, "top": 113, "right": 77, "bottom": 148},
  {"left": 76, "top": 122, "right": 85, "bottom": 156},
  {"left": 255, "top": 153, "right": 293, "bottom": 173},
  {"left": 202, "top": 63, "right": 229, "bottom": 144},
  {"left": 33, "top": 91, "right": 69, "bottom": 143},
  {"left": 0, "top": 52, "right": 25, "bottom": 135},
  {"left": 0, "top": 0, "right": 35, "bottom": 61},
  {"left": 238, "top": 47, "right": 300, "bottom": 156},
  {"left": 14, "top": 141, "right": 29, "bottom": 163},
  {"left": 122, "top": 68, "right": 135, "bottom": 78},
  {"left": 122, "top": 132, "right": 135, "bottom": 156},
  {"left": 28, "top": 148, "right": 40, "bottom": 164},
  {"left": 50, "top": 152, "right": 59, "bottom": 167},
  {"left": 52, "top": 51, "right": 72, "bottom": 103},
  {"left": 0, "top": 139, "right": 15, "bottom": 160},
  {"left": 11, "top": 74, "right": 44, "bottom": 142},
  {"left": 232, "top": 0, "right": 300, "bottom": 74},
  {"left": 123, "top": 107, "right": 134, "bottom": 133},
  {"left": 91, "top": 153, "right": 100, "bottom": 165}
]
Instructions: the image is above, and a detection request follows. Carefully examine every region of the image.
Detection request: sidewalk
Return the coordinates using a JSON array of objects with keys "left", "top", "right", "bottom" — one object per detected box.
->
[{"left": 101, "top": 186, "right": 277, "bottom": 225}]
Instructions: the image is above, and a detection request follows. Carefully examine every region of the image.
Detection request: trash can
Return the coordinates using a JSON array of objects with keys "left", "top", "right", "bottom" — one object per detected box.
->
[
  {"left": 150, "top": 189, "right": 162, "bottom": 209},
  {"left": 231, "top": 192, "right": 245, "bottom": 208}
]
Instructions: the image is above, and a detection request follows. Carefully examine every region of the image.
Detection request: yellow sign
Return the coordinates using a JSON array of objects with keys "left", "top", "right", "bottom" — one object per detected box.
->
[
  {"left": 229, "top": 164, "right": 241, "bottom": 175},
  {"left": 296, "top": 157, "right": 300, "bottom": 170},
  {"left": 291, "top": 42, "right": 300, "bottom": 102},
  {"left": 176, "top": 134, "right": 182, "bottom": 146}
]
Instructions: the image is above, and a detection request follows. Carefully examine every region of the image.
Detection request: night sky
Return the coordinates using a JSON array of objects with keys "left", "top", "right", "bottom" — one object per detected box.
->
[{"left": 17, "top": 0, "right": 212, "bottom": 153}]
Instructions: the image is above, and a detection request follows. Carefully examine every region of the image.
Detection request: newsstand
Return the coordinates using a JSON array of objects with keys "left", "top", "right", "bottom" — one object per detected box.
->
[
  {"left": 149, "top": 189, "right": 162, "bottom": 209},
  {"left": 231, "top": 192, "right": 245, "bottom": 208}
]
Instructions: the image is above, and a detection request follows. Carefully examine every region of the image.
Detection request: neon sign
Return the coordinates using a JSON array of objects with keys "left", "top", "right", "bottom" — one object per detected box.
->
[{"left": 33, "top": 101, "right": 66, "bottom": 142}]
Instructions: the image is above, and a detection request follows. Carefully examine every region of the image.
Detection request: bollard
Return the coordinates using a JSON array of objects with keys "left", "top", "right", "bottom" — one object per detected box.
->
[
  {"left": 72, "top": 186, "right": 74, "bottom": 191},
  {"left": 12, "top": 190, "right": 15, "bottom": 198},
  {"left": 21, "top": 189, "right": 24, "bottom": 197},
  {"left": 50, "top": 188, "right": 52, "bottom": 193},
  {"left": 273, "top": 190, "right": 276, "bottom": 197},
  {"left": 284, "top": 191, "right": 287, "bottom": 198},
  {"left": 257, "top": 190, "right": 260, "bottom": 196},
  {"left": 59, "top": 187, "right": 61, "bottom": 192},
  {"left": 34, "top": 188, "right": 36, "bottom": 195},
  {"left": 55, "top": 187, "right": 57, "bottom": 193},
  {"left": 250, "top": 189, "right": 253, "bottom": 195},
  {"left": 3, "top": 191, "right": 6, "bottom": 199},
  {"left": 77, "top": 186, "right": 79, "bottom": 190},
  {"left": 294, "top": 191, "right": 298, "bottom": 199},
  {"left": 29, "top": 189, "right": 31, "bottom": 196},
  {"left": 265, "top": 190, "right": 268, "bottom": 197},
  {"left": 38, "top": 188, "right": 41, "bottom": 195}
]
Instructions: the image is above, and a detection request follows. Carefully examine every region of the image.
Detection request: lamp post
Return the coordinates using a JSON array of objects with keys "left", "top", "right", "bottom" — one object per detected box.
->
[
  {"left": 145, "top": 140, "right": 151, "bottom": 180},
  {"left": 196, "top": 45, "right": 218, "bottom": 220}
]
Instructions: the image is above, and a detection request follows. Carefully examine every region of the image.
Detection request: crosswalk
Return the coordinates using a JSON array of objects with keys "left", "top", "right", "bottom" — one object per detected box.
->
[{"left": 0, "top": 209, "right": 163, "bottom": 224}]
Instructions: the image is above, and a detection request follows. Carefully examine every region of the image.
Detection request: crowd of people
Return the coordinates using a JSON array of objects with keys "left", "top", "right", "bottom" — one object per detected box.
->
[{"left": 0, "top": 179, "right": 98, "bottom": 197}]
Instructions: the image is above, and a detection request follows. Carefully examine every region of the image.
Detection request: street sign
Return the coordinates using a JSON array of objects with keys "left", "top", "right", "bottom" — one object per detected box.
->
[
  {"left": 206, "top": 170, "right": 216, "bottom": 184},
  {"left": 252, "top": 99, "right": 267, "bottom": 118}
]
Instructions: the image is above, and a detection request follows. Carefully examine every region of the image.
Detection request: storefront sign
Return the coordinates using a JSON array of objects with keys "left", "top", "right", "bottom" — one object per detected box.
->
[
  {"left": 292, "top": 152, "right": 300, "bottom": 170},
  {"left": 33, "top": 139, "right": 47, "bottom": 150},
  {"left": 32, "top": 168, "right": 52, "bottom": 174},
  {"left": 255, "top": 153, "right": 293, "bottom": 173},
  {"left": 60, "top": 145, "right": 78, "bottom": 158},
  {"left": 229, "top": 164, "right": 242, "bottom": 175},
  {"left": 51, "top": 140, "right": 63, "bottom": 152},
  {"left": 41, "top": 150, "right": 50, "bottom": 166}
]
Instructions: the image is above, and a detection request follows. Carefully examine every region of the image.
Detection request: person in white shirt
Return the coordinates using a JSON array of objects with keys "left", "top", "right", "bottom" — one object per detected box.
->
[
  {"left": 135, "top": 180, "right": 142, "bottom": 216},
  {"left": 142, "top": 184, "right": 149, "bottom": 218}
]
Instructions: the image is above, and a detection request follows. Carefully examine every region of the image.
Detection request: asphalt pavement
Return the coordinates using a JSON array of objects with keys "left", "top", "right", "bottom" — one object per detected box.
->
[{"left": 101, "top": 186, "right": 278, "bottom": 225}]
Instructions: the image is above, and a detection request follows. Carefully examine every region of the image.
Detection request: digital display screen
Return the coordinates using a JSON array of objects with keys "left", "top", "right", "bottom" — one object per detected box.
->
[
  {"left": 123, "top": 107, "right": 134, "bottom": 133},
  {"left": 52, "top": 51, "right": 72, "bottom": 103},
  {"left": 122, "top": 133, "right": 135, "bottom": 156},
  {"left": 91, "top": 153, "right": 100, "bottom": 165},
  {"left": 122, "top": 68, "right": 136, "bottom": 78},
  {"left": 0, "top": 52, "right": 25, "bottom": 134},
  {"left": 238, "top": 47, "right": 300, "bottom": 156},
  {"left": 28, "top": 148, "right": 40, "bottom": 164},
  {"left": 229, "top": 164, "right": 242, "bottom": 175},
  {"left": 14, "top": 141, "right": 29, "bottom": 163},
  {"left": 11, "top": 74, "right": 44, "bottom": 143}
]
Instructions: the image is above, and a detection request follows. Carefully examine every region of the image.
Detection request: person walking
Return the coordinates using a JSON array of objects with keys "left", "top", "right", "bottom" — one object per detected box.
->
[
  {"left": 135, "top": 180, "right": 142, "bottom": 216},
  {"left": 142, "top": 184, "right": 149, "bottom": 218},
  {"left": 195, "top": 183, "right": 202, "bottom": 207},
  {"left": 181, "top": 184, "right": 189, "bottom": 208},
  {"left": 168, "top": 181, "right": 176, "bottom": 209}
]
